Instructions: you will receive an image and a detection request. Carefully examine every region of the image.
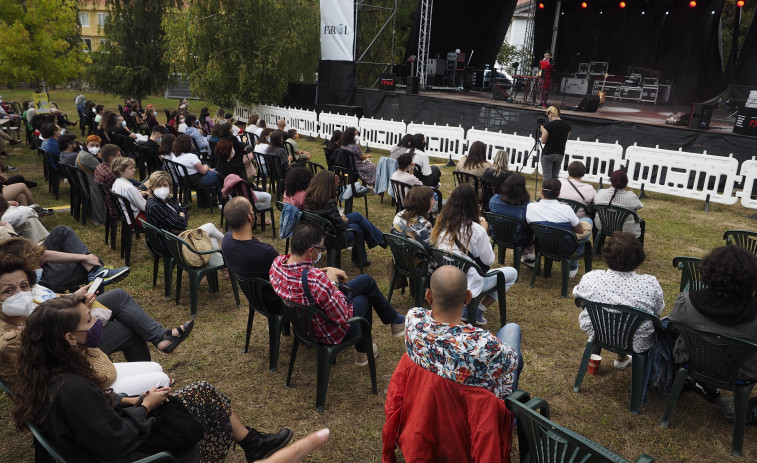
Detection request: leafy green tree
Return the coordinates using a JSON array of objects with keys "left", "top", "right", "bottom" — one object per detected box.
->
[
  {"left": 0, "top": 0, "right": 89, "bottom": 88},
  {"left": 86, "top": 0, "right": 174, "bottom": 102},
  {"left": 163, "top": 0, "right": 319, "bottom": 105}
]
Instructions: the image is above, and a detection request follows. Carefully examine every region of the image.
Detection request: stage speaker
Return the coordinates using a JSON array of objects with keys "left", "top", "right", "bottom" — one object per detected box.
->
[
  {"left": 577, "top": 94, "right": 600, "bottom": 112},
  {"left": 688, "top": 103, "right": 715, "bottom": 130},
  {"left": 406, "top": 76, "right": 420, "bottom": 95},
  {"left": 493, "top": 85, "right": 510, "bottom": 101}
]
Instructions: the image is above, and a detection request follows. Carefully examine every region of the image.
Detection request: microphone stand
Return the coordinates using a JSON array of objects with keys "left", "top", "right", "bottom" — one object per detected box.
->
[{"left": 560, "top": 53, "right": 580, "bottom": 109}]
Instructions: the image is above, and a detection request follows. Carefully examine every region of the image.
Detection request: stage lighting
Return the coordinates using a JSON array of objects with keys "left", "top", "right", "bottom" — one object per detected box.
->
[
  {"left": 619, "top": 1, "right": 626, "bottom": 7},
  {"left": 689, "top": 0, "right": 696, "bottom": 7},
  {"left": 737, "top": 0, "right": 744, "bottom": 6},
  {"left": 538, "top": 2, "right": 544, "bottom": 8},
  {"left": 581, "top": 2, "right": 587, "bottom": 7}
]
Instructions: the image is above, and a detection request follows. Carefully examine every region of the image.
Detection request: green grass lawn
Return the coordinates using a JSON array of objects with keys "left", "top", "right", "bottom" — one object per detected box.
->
[{"left": 1, "top": 88, "right": 757, "bottom": 462}]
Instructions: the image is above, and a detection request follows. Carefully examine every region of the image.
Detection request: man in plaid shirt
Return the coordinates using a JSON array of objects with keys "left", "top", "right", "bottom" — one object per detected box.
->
[{"left": 270, "top": 222, "right": 406, "bottom": 366}]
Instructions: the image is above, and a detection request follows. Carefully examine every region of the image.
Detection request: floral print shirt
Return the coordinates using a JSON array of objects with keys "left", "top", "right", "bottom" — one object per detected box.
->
[{"left": 405, "top": 308, "right": 518, "bottom": 398}]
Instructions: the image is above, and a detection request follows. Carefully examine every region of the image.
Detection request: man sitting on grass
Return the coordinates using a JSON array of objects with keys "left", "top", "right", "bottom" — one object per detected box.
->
[{"left": 269, "top": 222, "right": 405, "bottom": 366}]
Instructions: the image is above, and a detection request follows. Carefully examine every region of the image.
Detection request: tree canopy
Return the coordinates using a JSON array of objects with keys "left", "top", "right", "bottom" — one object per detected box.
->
[
  {"left": 163, "top": 0, "right": 319, "bottom": 105},
  {"left": 0, "top": 0, "right": 89, "bottom": 87},
  {"left": 86, "top": 0, "right": 174, "bottom": 102}
]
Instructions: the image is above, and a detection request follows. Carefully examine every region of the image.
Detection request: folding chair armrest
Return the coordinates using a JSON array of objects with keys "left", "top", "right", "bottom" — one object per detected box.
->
[
  {"left": 524, "top": 397, "right": 551, "bottom": 418},
  {"left": 507, "top": 389, "right": 531, "bottom": 405},
  {"left": 344, "top": 315, "right": 372, "bottom": 331}
]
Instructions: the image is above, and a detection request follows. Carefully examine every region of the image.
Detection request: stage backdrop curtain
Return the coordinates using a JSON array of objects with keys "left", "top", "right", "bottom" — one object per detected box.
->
[
  {"left": 533, "top": 0, "right": 728, "bottom": 105},
  {"left": 405, "top": 0, "right": 518, "bottom": 69},
  {"left": 731, "top": 13, "right": 757, "bottom": 102}
]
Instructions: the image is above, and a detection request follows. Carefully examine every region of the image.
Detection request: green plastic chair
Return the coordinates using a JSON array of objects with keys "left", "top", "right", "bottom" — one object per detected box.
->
[
  {"left": 332, "top": 165, "right": 369, "bottom": 218},
  {"left": 384, "top": 233, "right": 431, "bottom": 309},
  {"left": 282, "top": 298, "right": 377, "bottom": 412},
  {"left": 557, "top": 197, "right": 593, "bottom": 217},
  {"left": 724, "top": 230, "right": 757, "bottom": 256},
  {"left": 161, "top": 229, "right": 240, "bottom": 318},
  {"left": 300, "top": 210, "right": 364, "bottom": 273},
  {"left": 428, "top": 248, "right": 508, "bottom": 327},
  {"left": 506, "top": 390, "right": 655, "bottom": 463},
  {"left": 573, "top": 297, "right": 663, "bottom": 415},
  {"left": 593, "top": 204, "right": 645, "bottom": 254},
  {"left": 672, "top": 256, "right": 705, "bottom": 293},
  {"left": 484, "top": 211, "right": 530, "bottom": 274},
  {"left": 0, "top": 377, "right": 11, "bottom": 396},
  {"left": 661, "top": 322, "right": 757, "bottom": 456},
  {"left": 140, "top": 220, "right": 177, "bottom": 299},
  {"left": 27, "top": 420, "right": 175, "bottom": 463},
  {"left": 529, "top": 223, "right": 593, "bottom": 298},
  {"left": 235, "top": 275, "right": 290, "bottom": 372}
]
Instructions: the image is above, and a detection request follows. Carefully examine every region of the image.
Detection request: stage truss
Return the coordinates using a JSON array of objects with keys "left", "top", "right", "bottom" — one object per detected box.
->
[{"left": 355, "top": 0, "right": 399, "bottom": 88}]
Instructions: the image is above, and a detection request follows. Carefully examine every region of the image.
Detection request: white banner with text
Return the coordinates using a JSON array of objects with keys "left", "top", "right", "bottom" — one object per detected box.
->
[{"left": 320, "top": 0, "right": 354, "bottom": 61}]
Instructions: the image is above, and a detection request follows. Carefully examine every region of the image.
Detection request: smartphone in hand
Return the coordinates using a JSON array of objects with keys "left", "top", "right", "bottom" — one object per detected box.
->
[{"left": 87, "top": 277, "right": 104, "bottom": 295}]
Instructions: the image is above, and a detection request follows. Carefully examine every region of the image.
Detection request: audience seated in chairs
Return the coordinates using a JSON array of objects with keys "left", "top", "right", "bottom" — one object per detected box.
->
[
  {"left": 9, "top": 295, "right": 292, "bottom": 462},
  {"left": 526, "top": 178, "right": 592, "bottom": 278},
  {"left": 214, "top": 138, "right": 246, "bottom": 180},
  {"left": 489, "top": 173, "right": 535, "bottom": 267},
  {"left": 142, "top": 125, "right": 166, "bottom": 170},
  {"left": 304, "top": 170, "right": 386, "bottom": 268},
  {"left": 94, "top": 144, "right": 122, "bottom": 219},
  {"left": 172, "top": 134, "right": 220, "bottom": 208},
  {"left": 558, "top": 161, "right": 596, "bottom": 218},
  {"left": 341, "top": 127, "right": 376, "bottom": 186},
  {"left": 594, "top": 169, "right": 643, "bottom": 237},
  {"left": 431, "top": 184, "right": 518, "bottom": 326},
  {"left": 110, "top": 157, "right": 147, "bottom": 227},
  {"left": 185, "top": 114, "right": 210, "bottom": 156},
  {"left": 269, "top": 222, "right": 405, "bottom": 366},
  {"left": 58, "top": 133, "right": 80, "bottom": 166},
  {"left": 390, "top": 152, "right": 422, "bottom": 189},
  {"left": 221, "top": 197, "right": 284, "bottom": 314},
  {"left": 389, "top": 134, "right": 413, "bottom": 160},
  {"left": 482, "top": 149, "right": 512, "bottom": 188},
  {"left": 283, "top": 165, "right": 313, "bottom": 210},
  {"left": 409, "top": 133, "right": 441, "bottom": 187},
  {"left": 285, "top": 129, "right": 312, "bottom": 162},
  {"left": 391, "top": 186, "right": 435, "bottom": 251},
  {"left": 382, "top": 265, "right": 522, "bottom": 462},
  {"left": 669, "top": 245, "right": 757, "bottom": 384},
  {"left": 573, "top": 232, "right": 664, "bottom": 370},
  {"left": 39, "top": 121, "right": 61, "bottom": 163},
  {"left": 455, "top": 140, "right": 491, "bottom": 178}
]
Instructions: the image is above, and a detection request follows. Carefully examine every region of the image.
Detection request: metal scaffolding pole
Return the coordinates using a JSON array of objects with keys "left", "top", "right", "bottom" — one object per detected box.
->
[
  {"left": 355, "top": 0, "right": 399, "bottom": 87},
  {"left": 520, "top": 0, "right": 536, "bottom": 74},
  {"left": 417, "top": 0, "right": 433, "bottom": 88}
]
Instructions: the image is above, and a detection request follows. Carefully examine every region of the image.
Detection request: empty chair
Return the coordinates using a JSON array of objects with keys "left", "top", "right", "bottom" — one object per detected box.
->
[
  {"left": 235, "top": 275, "right": 289, "bottom": 372},
  {"left": 672, "top": 256, "right": 705, "bottom": 292},
  {"left": 724, "top": 230, "right": 757, "bottom": 256}
]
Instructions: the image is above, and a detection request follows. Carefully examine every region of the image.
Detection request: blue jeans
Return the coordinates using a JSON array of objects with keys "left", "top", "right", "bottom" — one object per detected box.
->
[
  {"left": 346, "top": 212, "right": 384, "bottom": 265},
  {"left": 497, "top": 323, "right": 524, "bottom": 391},
  {"left": 342, "top": 274, "right": 404, "bottom": 353}
]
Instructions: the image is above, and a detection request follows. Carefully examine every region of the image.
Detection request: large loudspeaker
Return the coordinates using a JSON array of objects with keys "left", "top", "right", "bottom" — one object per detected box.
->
[
  {"left": 576, "top": 94, "right": 600, "bottom": 112},
  {"left": 688, "top": 103, "right": 715, "bottom": 130},
  {"left": 406, "top": 76, "right": 420, "bottom": 95},
  {"left": 492, "top": 85, "right": 510, "bottom": 101}
]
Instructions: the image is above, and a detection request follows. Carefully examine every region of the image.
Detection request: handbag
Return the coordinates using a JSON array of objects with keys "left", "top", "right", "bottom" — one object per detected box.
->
[
  {"left": 136, "top": 398, "right": 204, "bottom": 455},
  {"left": 178, "top": 228, "right": 214, "bottom": 268},
  {"left": 243, "top": 152, "right": 257, "bottom": 179}
]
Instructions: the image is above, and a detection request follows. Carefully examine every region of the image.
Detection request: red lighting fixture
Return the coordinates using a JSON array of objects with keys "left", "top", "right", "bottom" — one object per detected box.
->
[
  {"left": 689, "top": 0, "right": 696, "bottom": 6},
  {"left": 737, "top": 0, "right": 744, "bottom": 6},
  {"left": 538, "top": 2, "right": 545, "bottom": 8},
  {"left": 619, "top": 1, "right": 626, "bottom": 7},
  {"left": 581, "top": 1, "right": 587, "bottom": 7}
]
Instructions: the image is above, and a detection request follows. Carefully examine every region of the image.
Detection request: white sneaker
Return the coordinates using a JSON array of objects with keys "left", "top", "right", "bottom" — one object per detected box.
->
[
  {"left": 521, "top": 254, "right": 536, "bottom": 268},
  {"left": 613, "top": 355, "right": 632, "bottom": 370},
  {"left": 569, "top": 268, "right": 578, "bottom": 278}
]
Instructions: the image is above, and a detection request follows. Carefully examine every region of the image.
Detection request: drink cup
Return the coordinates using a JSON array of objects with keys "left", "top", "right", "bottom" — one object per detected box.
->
[{"left": 587, "top": 354, "right": 602, "bottom": 375}]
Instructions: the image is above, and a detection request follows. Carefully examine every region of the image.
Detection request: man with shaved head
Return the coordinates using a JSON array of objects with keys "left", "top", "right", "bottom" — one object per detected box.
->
[{"left": 404, "top": 265, "right": 524, "bottom": 398}]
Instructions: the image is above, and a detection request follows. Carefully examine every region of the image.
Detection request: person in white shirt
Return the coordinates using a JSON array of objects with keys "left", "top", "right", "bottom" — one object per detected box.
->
[
  {"left": 390, "top": 151, "right": 423, "bottom": 193},
  {"left": 430, "top": 184, "right": 517, "bottom": 326},
  {"left": 110, "top": 157, "right": 147, "bottom": 225},
  {"left": 558, "top": 161, "right": 597, "bottom": 218},
  {"left": 172, "top": 134, "right": 219, "bottom": 208}
]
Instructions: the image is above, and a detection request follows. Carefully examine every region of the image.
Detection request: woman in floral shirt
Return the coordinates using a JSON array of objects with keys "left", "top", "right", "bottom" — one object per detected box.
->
[{"left": 391, "top": 186, "right": 435, "bottom": 251}]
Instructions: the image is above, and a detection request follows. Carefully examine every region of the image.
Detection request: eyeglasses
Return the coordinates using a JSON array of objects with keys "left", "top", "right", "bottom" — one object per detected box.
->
[{"left": 312, "top": 245, "right": 326, "bottom": 252}]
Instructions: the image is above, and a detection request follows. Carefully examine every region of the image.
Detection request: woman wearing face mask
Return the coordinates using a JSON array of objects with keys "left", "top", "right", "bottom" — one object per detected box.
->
[
  {"left": 11, "top": 293, "right": 293, "bottom": 462},
  {"left": 340, "top": 126, "right": 376, "bottom": 186},
  {"left": 111, "top": 115, "right": 138, "bottom": 141},
  {"left": 75, "top": 135, "right": 107, "bottom": 226},
  {"left": 144, "top": 104, "right": 159, "bottom": 130},
  {"left": 0, "top": 257, "right": 170, "bottom": 396},
  {"left": 0, "top": 241, "right": 194, "bottom": 371}
]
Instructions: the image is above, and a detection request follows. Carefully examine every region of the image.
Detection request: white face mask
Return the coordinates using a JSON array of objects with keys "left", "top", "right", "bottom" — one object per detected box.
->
[
  {"left": 154, "top": 187, "right": 170, "bottom": 199},
  {"left": 121, "top": 120, "right": 127, "bottom": 127},
  {"left": 179, "top": 118, "right": 185, "bottom": 124},
  {"left": 354, "top": 136, "right": 361, "bottom": 144},
  {"left": 232, "top": 126, "right": 240, "bottom": 136},
  {"left": 1, "top": 291, "right": 35, "bottom": 317},
  {"left": 153, "top": 111, "right": 158, "bottom": 117},
  {"left": 314, "top": 251, "right": 322, "bottom": 264},
  {"left": 88, "top": 146, "right": 100, "bottom": 155}
]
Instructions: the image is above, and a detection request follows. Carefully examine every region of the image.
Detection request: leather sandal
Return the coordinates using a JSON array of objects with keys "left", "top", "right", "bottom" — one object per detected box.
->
[{"left": 161, "top": 320, "right": 194, "bottom": 353}]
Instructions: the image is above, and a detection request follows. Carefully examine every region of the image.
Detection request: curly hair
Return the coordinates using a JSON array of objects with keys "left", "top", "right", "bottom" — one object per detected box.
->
[
  {"left": 12, "top": 294, "right": 110, "bottom": 427},
  {"left": 304, "top": 170, "right": 338, "bottom": 211},
  {"left": 602, "top": 232, "right": 645, "bottom": 272},
  {"left": 214, "top": 139, "right": 234, "bottom": 161},
  {"left": 0, "top": 237, "right": 46, "bottom": 273},
  {"left": 284, "top": 165, "right": 313, "bottom": 197},
  {"left": 699, "top": 246, "right": 757, "bottom": 301},
  {"left": 431, "top": 184, "right": 480, "bottom": 252}
]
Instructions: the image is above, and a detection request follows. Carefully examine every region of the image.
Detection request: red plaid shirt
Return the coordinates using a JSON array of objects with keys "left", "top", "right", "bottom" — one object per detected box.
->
[
  {"left": 269, "top": 255, "right": 353, "bottom": 344},
  {"left": 94, "top": 161, "right": 118, "bottom": 218}
]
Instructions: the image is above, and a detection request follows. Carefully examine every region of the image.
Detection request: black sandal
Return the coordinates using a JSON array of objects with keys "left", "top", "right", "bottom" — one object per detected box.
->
[{"left": 161, "top": 320, "right": 194, "bottom": 353}]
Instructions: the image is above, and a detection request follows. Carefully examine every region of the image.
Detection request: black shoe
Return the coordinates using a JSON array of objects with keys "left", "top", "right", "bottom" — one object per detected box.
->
[
  {"left": 686, "top": 379, "right": 721, "bottom": 403},
  {"left": 239, "top": 427, "right": 293, "bottom": 462},
  {"left": 378, "top": 239, "right": 389, "bottom": 249},
  {"left": 25, "top": 181, "right": 38, "bottom": 189}
]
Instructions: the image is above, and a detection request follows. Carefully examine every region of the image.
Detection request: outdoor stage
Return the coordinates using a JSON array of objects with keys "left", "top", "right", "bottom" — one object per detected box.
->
[{"left": 353, "top": 87, "right": 757, "bottom": 165}]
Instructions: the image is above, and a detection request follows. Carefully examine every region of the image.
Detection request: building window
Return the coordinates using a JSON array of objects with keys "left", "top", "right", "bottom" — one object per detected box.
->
[
  {"left": 98, "top": 13, "right": 108, "bottom": 28},
  {"left": 100, "top": 38, "right": 108, "bottom": 45},
  {"left": 82, "top": 38, "right": 92, "bottom": 52},
  {"left": 78, "top": 12, "right": 89, "bottom": 27}
]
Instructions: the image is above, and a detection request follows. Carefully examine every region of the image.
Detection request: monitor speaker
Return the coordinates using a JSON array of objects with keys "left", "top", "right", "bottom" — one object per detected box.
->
[
  {"left": 493, "top": 85, "right": 511, "bottom": 101},
  {"left": 406, "top": 76, "right": 419, "bottom": 95},
  {"left": 577, "top": 94, "right": 600, "bottom": 112},
  {"left": 688, "top": 103, "right": 714, "bottom": 130}
]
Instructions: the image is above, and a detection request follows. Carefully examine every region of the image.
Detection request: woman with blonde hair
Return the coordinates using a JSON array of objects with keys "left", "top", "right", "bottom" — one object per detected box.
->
[
  {"left": 539, "top": 105, "right": 571, "bottom": 179},
  {"left": 483, "top": 149, "right": 512, "bottom": 188}
]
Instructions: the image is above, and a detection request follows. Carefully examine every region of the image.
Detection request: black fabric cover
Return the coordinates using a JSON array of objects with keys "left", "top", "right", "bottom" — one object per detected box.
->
[
  {"left": 731, "top": 13, "right": 757, "bottom": 103},
  {"left": 354, "top": 88, "right": 757, "bottom": 165},
  {"left": 318, "top": 60, "right": 357, "bottom": 106},
  {"left": 533, "top": 0, "right": 728, "bottom": 105},
  {"left": 405, "top": 0, "right": 518, "bottom": 69}
]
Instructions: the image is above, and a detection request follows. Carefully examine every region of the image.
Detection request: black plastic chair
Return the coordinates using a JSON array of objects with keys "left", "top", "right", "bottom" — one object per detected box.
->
[
  {"left": 484, "top": 211, "right": 530, "bottom": 274},
  {"left": 283, "top": 298, "right": 377, "bottom": 412},
  {"left": 529, "top": 223, "right": 593, "bottom": 298},
  {"left": 573, "top": 297, "right": 663, "bottom": 415},
  {"left": 95, "top": 181, "right": 120, "bottom": 251},
  {"left": 724, "top": 230, "right": 757, "bottom": 256},
  {"left": 236, "top": 275, "right": 290, "bottom": 372},
  {"left": 58, "top": 163, "right": 85, "bottom": 223},
  {"left": 453, "top": 171, "right": 482, "bottom": 201},
  {"left": 332, "top": 165, "right": 369, "bottom": 218},
  {"left": 506, "top": 390, "right": 655, "bottom": 463},
  {"left": 40, "top": 150, "right": 61, "bottom": 200},
  {"left": 389, "top": 179, "right": 413, "bottom": 214},
  {"left": 307, "top": 161, "right": 325, "bottom": 175},
  {"left": 480, "top": 177, "right": 499, "bottom": 212},
  {"left": 672, "top": 256, "right": 705, "bottom": 293},
  {"left": 384, "top": 233, "right": 431, "bottom": 308},
  {"left": 110, "top": 190, "right": 144, "bottom": 266},
  {"left": 429, "top": 248, "right": 508, "bottom": 327},
  {"left": 140, "top": 219, "right": 177, "bottom": 299},
  {"left": 593, "top": 204, "right": 645, "bottom": 254},
  {"left": 233, "top": 180, "right": 276, "bottom": 239},
  {"left": 261, "top": 153, "right": 286, "bottom": 201},
  {"left": 162, "top": 159, "right": 193, "bottom": 205},
  {"left": 300, "top": 210, "right": 364, "bottom": 273}
]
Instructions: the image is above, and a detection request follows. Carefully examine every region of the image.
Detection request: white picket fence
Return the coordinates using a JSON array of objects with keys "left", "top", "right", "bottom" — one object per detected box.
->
[{"left": 234, "top": 103, "right": 755, "bottom": 211}]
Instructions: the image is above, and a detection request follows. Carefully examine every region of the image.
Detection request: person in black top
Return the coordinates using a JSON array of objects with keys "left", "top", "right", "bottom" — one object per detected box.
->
[
  {"left": 213, "top": 139, "right": 245, "bottom": 179},
  {"left": 539, "top": 105, "right": 571, "bottom": 179},
  {"left": 221, "top": 197, "right": 284, "bottom": 313},
  {"left": 142, "top": 126, "right": 165, "bottom": 172}
]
